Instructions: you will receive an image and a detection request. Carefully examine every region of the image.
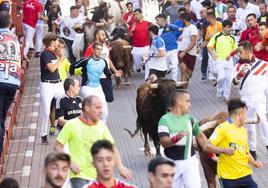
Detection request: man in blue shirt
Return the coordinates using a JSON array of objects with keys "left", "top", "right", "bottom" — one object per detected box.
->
[
  {"left": 156, "top": 14, "right": 182, "bottom": 81},
  {"left": 144, "top": 25, "right": 167, "bottom": 79}
]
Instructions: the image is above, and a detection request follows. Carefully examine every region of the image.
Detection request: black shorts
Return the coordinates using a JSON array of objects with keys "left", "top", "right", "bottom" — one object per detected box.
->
[
  {"left": 149, "top": 69, "right": 167, "bottom": 78},
  {"left": 220, "top": 175, "right": 257, "bottom": 188},
  {"left": 178, "top": 51, "right": 196, "bottom": 72}
]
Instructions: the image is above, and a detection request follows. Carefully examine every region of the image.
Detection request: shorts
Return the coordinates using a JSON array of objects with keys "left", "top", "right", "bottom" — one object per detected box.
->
[
  {"left": 220, "top": 175, "right": 257, "bottom": 188},
  {"left": 178, "top": 51, "right": 196, "bottom": 72},
  {"left": 149, "top": 69, "right": 167, "bottom": 78}
]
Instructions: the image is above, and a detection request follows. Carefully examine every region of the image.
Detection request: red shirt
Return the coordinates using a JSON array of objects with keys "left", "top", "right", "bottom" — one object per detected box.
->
[
  {"left": 123, "top": 12, "right": 135, "bottom": 28},
  {"left": 131, "top": 20, "right": 150, "bottom": 47},
  {"left": 249, "top": 36, "right": 268, "bottom": 61},
  {"left": 84, "top": 44, "right": 94, "bottom": 57},
  {"left": 240, "top": 25, "right": 259, "bottom": 42},
  {"left": 22, "top": 0, "right": 43, "bottom": 28},
  {"left": 86, "top": 180, "right": 136, "bottom": 188}
]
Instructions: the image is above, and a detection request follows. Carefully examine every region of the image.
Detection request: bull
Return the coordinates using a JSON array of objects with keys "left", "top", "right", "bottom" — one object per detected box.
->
[
  {"left": 124, "top": 75, "right": 188, "bottom": 156},
  {"left": 110, "top": 39, "right": 133, "bottom": 87}
]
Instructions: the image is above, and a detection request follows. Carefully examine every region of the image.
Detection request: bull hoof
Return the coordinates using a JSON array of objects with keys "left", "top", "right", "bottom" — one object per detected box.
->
[{"left": 124, "top": 82, "right": 130, "bottom": 86}]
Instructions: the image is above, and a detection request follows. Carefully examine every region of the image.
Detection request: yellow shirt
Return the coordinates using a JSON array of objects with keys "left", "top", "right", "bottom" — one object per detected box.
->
[
  {"left": 205, "top": 21, "right": 222, "bottom": 42},
  {"left": 209, "top": 121, "right": 252, "bottom": 179},
  {"left": 207, "top": 32, "right": 237, "bottom": 60},
  {"left": 58, "top": 57, "right": 82, "bottom": 81},
  {"left": 57, "top": 118, "right": 115, "bottom": 180}
]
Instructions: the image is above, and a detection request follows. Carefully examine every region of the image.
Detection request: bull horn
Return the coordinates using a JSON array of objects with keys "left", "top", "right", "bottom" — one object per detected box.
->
[
  {"left": 150, "top": 83, "right": 158, "bottom": 89},
  {"left": 176, "top": 82, "right": 188, "bottom": 87},
  {"left": 123, "top": 45, "right": 132, "bottom": 49},
  {"left": 245, "top": 115, "right": 260, "bottom": 124},
  {"left": 200, "top": 120, "right": 217, "bottom": 131}
]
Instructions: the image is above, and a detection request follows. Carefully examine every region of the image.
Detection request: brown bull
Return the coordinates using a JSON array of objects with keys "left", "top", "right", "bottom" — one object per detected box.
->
[
  {"left": 125, "top": 75, "right": 188, "bottom": 156},
  {"left": 110, "top": 39, "right": 133, "bottom": 87},
  {"left": 197, "top": 112, "right": 259, "bottom": 188}
]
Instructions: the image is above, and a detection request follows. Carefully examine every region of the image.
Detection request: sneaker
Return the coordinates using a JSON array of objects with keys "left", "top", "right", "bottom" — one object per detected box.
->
[
  {"left": 250, "top": 150, "right": 257, "bottom": 160},
  {"left": 216, "top": 91, "right": 223, "bottom": 99},
  {"left": 201, "top": 73, "right": 207, "bottom": 80},
  {"left": 136, "top": 68, "right": 141, "bottom": 73},
  {"left": 34, "top": 52, "right": 41, "bottom": 58},
  {"left": 41, "top": 135, "right": 49, "bottom": 145},
  {"left": 49, "top": 126, "right": 56, "bottom": 135}
]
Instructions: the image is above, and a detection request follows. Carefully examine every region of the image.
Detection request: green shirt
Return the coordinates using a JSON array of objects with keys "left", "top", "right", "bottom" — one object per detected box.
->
[
  {"left": 57, "top": 117, "right": 115, "bottom": 180},
  {"left": 207, "top": 32, "right": 237, "bottom": 60},
  {"left": 158, "top": 113, "right": 201, "bottom": 160}
]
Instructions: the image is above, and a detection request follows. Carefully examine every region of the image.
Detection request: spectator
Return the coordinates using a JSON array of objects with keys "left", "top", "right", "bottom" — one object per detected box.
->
[
  {"left": 129, "top": 0, "right": 142, "bottom": 10},
  {"left": 0, "top": 0, "right": 10, "bottom": 12},
  {"left": 164, "top": 0, "right": 181, "bottom": 24},
  {"left": 55, "top": 6, "right": 84, "bottom": 64},
  {"left": 207, "top": 19, "right": 237, "bottom": 100},
  {"left": 226, "top": 5, "right": 244, "bottom": 41},
  {"left": 91, "top": 2, "right": 110, "bottom": 27},
  {"left": 84, "top": 140, "right": 136, "bottom": 188},
  {"left": 76, "top": 0, "right": 87, "bottom": 19},
  {"left": 54, "top": 95, "right": 132, "bottom": 188},
  {"left": 240, "top": 13, "right": 259, "bottom": 42},
  {"left": 147, "top": 157, "right": 175, "bottom": 188},
  {"left": 56, "top": 78, "right": 82, "bottom": 130},
  {"left": 143, "top": 25, "right": 166, "bottom": 80},
  {"left": 122, "top": 2, "right": 135, "bottom": 28},
  {"left": 0, "top": 177, "right": 19, "bottom": 188},
  {"left": 128, "top": 9, "right": 150, "bottom": 72},
  {"left": 22, "top": 0, "right": 44, "bottom": 60},
  {"left": 190, "top": 0, "right": 203, "bottom": 19},
  {"left": 232, "top": 41, "right": 268, "bottom": 160},
  {"left": 38, "top": 32, "right": 65, "bottom": 144},
  {"left": 196, "top": 7, "right": 210, "bottom": 80},
  {"left": 183, "top": 0, "right": 198, "bottom": 23},
  {"left": 158, "top": 89, "right": 211, "bottom": 187},
  {"left": 257, "top": 2, "right": 268, "bottom": 24},
  {"left": 0, "top": 11, "right": 21, "bottom": 155},
  {"left": 47, "top": 0, "right": 62, "bottom": 33},
  {"left": 249, "top": 22, "right": 268, "bottom": 61},
  {"left": 236, "top": 0, "right": 260, "bottom": 30},
  {"left": 178, "top": 13, "right": 198, "bottom": 82},
  {"left": 208, "top": 99, "right": 263, "bottom": 187},
  {"left": 156, "top": 14, "right": 181, "bottom": 81},
  {"left": 43, "top": 152, "right": 71, "bottom": 188},
  {"left": 212, "top": 0, "right": 227, "bottom": 19}
]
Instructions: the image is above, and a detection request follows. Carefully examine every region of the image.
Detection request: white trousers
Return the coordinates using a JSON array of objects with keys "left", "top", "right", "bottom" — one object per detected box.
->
[
  {"left": 35, "top": 22, "right": 44, "bottom": 52},
  {"left": 172, "top": 155, "right": 201, "bottom": 188},
  {"left": 212, "top": 60, "right": 233, "bottom": 98},
  {"left": 80, "top": 85, "right": 108, "bottom": 123},
  {"left": 241, "top": 93, "right": 268, "bottom": 151},
  {"left": 39, "top": 82, "right": 65, "bottom": 137},
  {"left": 23, "top": 23, "right": 36, "bottom": 57},
  {"left": 131, "top": 46, "right": 150, "bottom": 71},
  {"left": 166, "top": 50, "right": 179, "bottom": 81}
]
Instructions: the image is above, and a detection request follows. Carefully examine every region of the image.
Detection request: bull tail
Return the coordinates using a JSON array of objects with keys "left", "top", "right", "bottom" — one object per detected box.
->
[{"left": 124, "top": 126, "right": 140, "bottom": 138}]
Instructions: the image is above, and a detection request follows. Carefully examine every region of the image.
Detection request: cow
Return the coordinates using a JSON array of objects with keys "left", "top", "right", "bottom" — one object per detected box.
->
[
  {"left": 197, "top": 112, "right": 259, "bottom": 188},
  {"left": 124, "top": 75, "right": 188, "bottom": 156},
  {"left": 110, "top": 39, "right": 133, "bottom": 87}
]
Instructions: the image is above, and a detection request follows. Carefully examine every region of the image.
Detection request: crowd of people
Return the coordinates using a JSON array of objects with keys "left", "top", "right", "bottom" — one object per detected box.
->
[{"left": 1, "top": 0, "right": 268, "bottom": 187}]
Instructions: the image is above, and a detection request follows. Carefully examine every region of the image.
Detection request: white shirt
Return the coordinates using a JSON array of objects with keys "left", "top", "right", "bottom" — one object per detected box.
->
[
  {"left": 179, "top": 24, "right": 198, "bottom": 56},
  {"left": 190, "top": 0, "right": 203, "bottom": 20},
  {"left": 56, "top": 16, "right": 84, "bottom": 41},
  {"left": 148, "top": 36, "right": 167, "bottom": 71},
  {"left": 232, "top": 60, "right": 267, "bottom": 96},
  {"left": 236, "top": 3, "right": 260, "bottom": 30}
]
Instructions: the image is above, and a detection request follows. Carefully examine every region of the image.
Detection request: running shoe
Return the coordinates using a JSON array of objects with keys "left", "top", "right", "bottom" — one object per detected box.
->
[
  {"left": 41, "top": 135, "right": 49, "bottom": 145},
  {"left": 49, "top": 126, "right": 56, "bottom": 136}
]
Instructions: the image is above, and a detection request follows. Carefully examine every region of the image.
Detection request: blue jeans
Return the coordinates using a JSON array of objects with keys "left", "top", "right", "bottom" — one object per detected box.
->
[
  {"left": 70, "top": 178, "right": 90, "bottom": 188},
  {"left": 220, "top": 175, "right": 258, "bottom": 188}
]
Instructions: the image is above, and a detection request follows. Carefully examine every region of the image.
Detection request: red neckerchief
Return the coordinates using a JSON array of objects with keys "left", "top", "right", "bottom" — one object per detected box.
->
[
  {"left": 45, "top": 47, "right": 56, "bottom": 55},
  {"left": 79, "top": 115, "right": 98, "bottom": 126}
]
